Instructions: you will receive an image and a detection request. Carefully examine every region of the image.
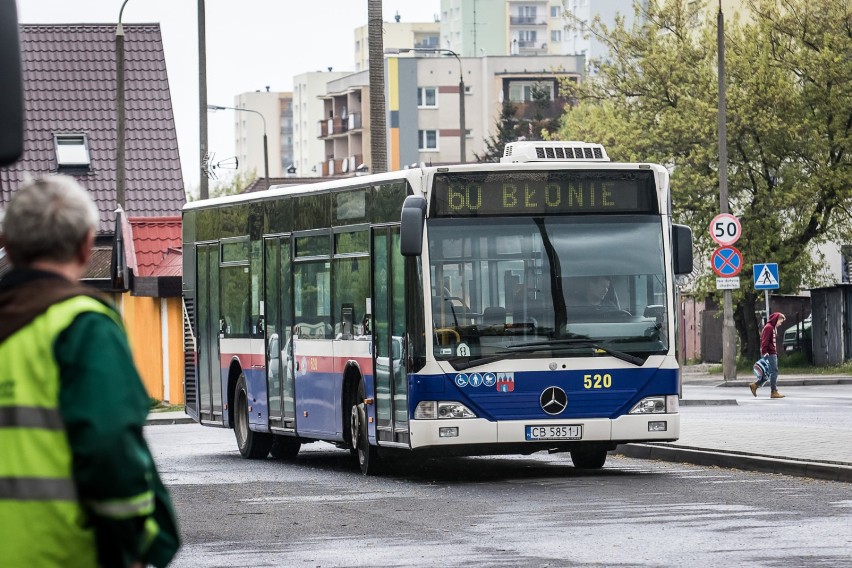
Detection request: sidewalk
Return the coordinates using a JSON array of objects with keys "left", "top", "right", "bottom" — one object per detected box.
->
[
  {"left": 680, "top": 364, "right": 852, "bottom": 387},
  {"left": 617, "top": 366, "right": 852, "bottom": 482}
]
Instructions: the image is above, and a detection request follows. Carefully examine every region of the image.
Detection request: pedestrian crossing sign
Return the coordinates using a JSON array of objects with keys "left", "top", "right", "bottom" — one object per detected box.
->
[{"left": 753, "top": 263, "right": 779, "bottom": 290}]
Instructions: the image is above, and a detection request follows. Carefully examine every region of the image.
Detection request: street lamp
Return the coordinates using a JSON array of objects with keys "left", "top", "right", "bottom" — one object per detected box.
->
[
  {"left": 385, "top": 47, "right": 466, "bottom": 164},
  {"left": 207, "top": 104, "right": 269, "bottom": 190}
]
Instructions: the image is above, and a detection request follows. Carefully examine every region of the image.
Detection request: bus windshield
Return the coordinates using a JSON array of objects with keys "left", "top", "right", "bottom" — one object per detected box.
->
[{"left": 428, "top": 215, "right": 668, "bottom": 368}]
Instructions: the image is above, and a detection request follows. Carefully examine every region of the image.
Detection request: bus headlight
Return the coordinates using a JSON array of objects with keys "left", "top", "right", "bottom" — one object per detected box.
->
[
  {"left": 629, "top": 395, "right": 678, "bottom": 414},
  {"left": 414, "top": 401, "right": 477, "bottom": 419}
]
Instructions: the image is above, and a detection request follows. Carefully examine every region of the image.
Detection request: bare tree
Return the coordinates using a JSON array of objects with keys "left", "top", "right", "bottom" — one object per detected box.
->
[{"left": 367, "top": 0, "right": 387, "bottom": 173}]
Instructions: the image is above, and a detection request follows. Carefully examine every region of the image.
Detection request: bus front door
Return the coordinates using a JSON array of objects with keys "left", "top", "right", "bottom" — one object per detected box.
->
[
  {"left": 263, "top": 236, "right": 296, "bottom": 430},
  {"left": 373, "top": 227, "right": 409, "bottom": 444},
  {"left": 196, "top": 243, "right": 223, "bottom": 425}
]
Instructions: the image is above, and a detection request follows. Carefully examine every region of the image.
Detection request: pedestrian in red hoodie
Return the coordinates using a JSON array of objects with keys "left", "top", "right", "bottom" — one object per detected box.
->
[{"left": 750, "top": 312, "right": 786, "bottom": 398}]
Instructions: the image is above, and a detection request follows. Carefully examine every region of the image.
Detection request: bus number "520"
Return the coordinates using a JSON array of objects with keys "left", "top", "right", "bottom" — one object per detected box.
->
[{"left": 583, "top": 373, "right": 612, "bottom": 389}]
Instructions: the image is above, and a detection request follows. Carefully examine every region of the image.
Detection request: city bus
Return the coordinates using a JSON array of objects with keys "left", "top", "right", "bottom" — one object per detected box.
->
[{"left": 181, "top": 141, "right": 693, "bottom": 475}]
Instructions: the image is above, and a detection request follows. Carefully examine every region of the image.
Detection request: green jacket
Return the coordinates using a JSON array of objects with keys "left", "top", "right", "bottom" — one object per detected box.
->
[{"left": 0, "top": 269, "right": 180, "bottom": 567}]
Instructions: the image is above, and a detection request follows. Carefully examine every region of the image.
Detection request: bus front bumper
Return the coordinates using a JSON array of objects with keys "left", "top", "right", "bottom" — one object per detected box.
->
[{"left": 407, "top": 414, "right": 680, "bottom": 450}]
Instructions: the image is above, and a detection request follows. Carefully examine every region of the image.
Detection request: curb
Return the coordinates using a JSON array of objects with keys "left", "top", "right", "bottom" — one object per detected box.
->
[
  {"left": 682, "top": 377, "right": 852, "bottom": 387},
  {"left": 716, "top": 378, "right": 852, "bottom": 387},
  {"left": 615, "top": 443, "right": 852, "bottom": 483},
  {"left": 145, "top": 416, "right": 195, "bottom": 426},
  {"left": 680, "top": 399, "right": 737, "bottom": 406}
]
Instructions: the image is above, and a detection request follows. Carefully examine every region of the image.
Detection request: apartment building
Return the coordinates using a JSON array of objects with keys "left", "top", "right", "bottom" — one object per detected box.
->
[
  {"left": 293, "top": 71, "right": 352, "bottom": 177},
  {"left": 317, "top": 71, "right": 372, "bottom": 177},
  {"left": 310, "top": 52, "right": 582, "bottom": 175},
  {"left": 354, "top": 18, "right": 440, "bottom": 71},
  {"left": 232, "top": 90, "right": 293, "bottom": 179}
]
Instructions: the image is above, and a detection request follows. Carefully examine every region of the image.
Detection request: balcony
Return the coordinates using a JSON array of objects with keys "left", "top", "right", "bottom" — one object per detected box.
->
[
  {"left": 326, "top": 157, "right": 348, "bottom": 176},
  {"left": 348, "top": 154, "right": 364, "bottom": 172},
  {"left": 516, "top": 41, "right": 548, "bottom": 54},
  {"left": 327, "top": 116, "right": 346, "bottom": 136},
  {"left": 347, "top": 113, "right": 362, "bottom": 131},
  {"left": 510, "top": 16, "right": 547, "bottom": 26},
  {"left": 414, "top": 40, "right": 440, "bottom": 49},
  {"left": 317, "top": 120, "right": 328, "bottom": 138}
]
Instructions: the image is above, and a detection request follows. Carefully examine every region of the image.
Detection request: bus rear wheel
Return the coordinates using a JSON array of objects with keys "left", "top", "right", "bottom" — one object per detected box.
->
[
  {"left": 234, "top": 374, "right": 272, "bottom": 459},
  {"left": 351, "top": 379, "right": 384, "bottom": 475},
  {"left": 570, "top": 448, "right": 608, "bottom": 469}
]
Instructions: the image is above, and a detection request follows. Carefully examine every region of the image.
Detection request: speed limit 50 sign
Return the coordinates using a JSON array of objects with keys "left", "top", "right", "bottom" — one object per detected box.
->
[{"left": 709, "top": 213, "right": 741, "bottom": 246}]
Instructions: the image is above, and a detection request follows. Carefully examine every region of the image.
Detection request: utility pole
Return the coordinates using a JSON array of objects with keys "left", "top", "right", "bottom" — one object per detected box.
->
[
  {"left": 718, "top": 3, "right": 737, "bottom": 380},
  {"left": 198, "top": 0, "right": 209, "bottom": 199},
  {"left": 367, "top": 0, "right": 387, "bottom": 173},
  {"left": 115, "top": 0, "right": 130, "bottom": 210}
]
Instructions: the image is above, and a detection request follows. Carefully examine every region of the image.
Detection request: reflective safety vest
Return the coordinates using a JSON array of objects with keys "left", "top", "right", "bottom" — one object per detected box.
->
[{"left": 0, "top": 295, "right": 148, "bottom": 567}]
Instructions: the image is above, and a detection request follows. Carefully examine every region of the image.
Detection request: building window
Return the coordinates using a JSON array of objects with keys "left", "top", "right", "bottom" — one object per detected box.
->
[
  {"left": 508, "top": 81, "right": 554, "bottom": 103},
  {"left": 54, "top": 134, "right": 90, "bottom": 167},
  {"left": 417, "top": 87, "right": 438, "bottom": 107},
  {"left": 418, "top": 130, "right": 438, "bottom": 150},
  {"left": 551, "top": 5, "right": 561, "bottom": 18},
  {"left": 551, "top": 30, "right": 562, "bottom": 42}
]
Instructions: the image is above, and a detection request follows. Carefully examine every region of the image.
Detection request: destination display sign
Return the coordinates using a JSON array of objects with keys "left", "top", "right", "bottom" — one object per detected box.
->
[{"left": 431, "top": 170, "right": 658, "bottom": 217}]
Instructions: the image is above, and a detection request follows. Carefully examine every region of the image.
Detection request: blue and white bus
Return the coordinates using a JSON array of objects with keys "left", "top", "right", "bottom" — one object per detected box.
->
[{"left": 182, "top": 141, "right": 693, "bottom": 475}]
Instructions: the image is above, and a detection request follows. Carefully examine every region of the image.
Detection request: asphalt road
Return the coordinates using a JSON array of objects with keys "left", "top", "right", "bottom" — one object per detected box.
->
[{"left": 148, "top": 424, "right": 852, "bottom": 567}]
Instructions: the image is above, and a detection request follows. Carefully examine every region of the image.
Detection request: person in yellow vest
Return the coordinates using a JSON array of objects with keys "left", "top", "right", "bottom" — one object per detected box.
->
[{"left": 0, "top": 176, "right": 180, "bottom": 567}]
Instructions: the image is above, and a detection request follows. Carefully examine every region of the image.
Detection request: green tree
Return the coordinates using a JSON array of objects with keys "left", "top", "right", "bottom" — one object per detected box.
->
[
  {"left": 554, "top": 0, "right": 851, "bottom": 359},
  {"left": 529, "top": 84, "right": 561, "bottom": 138},
  {"left": 475, "top": 100, "right": 522, "bottom": 162}
]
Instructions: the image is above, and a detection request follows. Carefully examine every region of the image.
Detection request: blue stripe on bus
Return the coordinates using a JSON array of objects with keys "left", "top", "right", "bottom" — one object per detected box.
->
[{"left": 409, "top": 367, "right": 678, "bottom": 421}]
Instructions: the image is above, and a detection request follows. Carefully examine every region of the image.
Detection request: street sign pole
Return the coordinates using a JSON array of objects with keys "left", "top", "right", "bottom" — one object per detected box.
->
[
  {"left": 716, "top": 6, "right": 736, "bottom": 382},
  {"left": 753, "top": 263, "right": 780, "bottom": 321}
]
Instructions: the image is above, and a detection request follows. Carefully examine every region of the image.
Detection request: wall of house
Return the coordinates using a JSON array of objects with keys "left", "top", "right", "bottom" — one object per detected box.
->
[
  {"left": 115, "top": 293, "right": 184, "bottom": 404},
  {"left": 165, "top": 297, "right": 185, "bottom": 404}
]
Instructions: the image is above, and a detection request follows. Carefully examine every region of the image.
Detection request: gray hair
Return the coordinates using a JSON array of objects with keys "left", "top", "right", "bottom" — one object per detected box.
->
[{"left": 4, "top": 175, "right": 99, "bottom": 266}]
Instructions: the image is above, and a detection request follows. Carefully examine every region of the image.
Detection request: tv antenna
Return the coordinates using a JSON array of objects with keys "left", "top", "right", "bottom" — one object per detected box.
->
[{"left": 203, "top": 152, "right": 239, "bottom": 180}]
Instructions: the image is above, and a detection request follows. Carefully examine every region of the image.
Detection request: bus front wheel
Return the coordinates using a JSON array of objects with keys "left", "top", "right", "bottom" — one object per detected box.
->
[
  {"left": 351, "top": 379, "right": 384, "bottom": 475},
  {"left": 570, "top": 448, "right": 608, "bottom": 469},
  {"left": 234, "top": 374, "right": 272, "bottom": 459}
]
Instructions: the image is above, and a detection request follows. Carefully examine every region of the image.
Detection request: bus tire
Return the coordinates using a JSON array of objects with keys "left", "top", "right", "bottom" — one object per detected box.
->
[
  {"left": 234, "top": 374, "right": 272, "bottom": 459},
  {"left": 570, "top": 448, "right": 607, "bottom": 469},
  {"left": 270, "top": 435, "right": 300, "bottom": 460},
  {"left": 351, "top": 378, "right": 383, "bottom": 475}
]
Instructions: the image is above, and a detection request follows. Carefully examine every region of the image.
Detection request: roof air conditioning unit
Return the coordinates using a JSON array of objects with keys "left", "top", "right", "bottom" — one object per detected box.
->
[{"left": 500, "top": 141, "right": 609, "bottom": 163}]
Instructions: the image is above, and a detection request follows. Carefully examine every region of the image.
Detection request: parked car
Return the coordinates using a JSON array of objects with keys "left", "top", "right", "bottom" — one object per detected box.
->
[{"left": 783, "top": 316, "right": 812, "bottom": 353}]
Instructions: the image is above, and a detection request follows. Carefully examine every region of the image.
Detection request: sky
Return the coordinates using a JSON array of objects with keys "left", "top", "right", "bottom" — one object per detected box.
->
[{"left": 17, "top": 0, "right": 442, "bottom": 190}]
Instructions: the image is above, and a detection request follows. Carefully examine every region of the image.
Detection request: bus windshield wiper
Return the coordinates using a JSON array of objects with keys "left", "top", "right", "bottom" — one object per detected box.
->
[
  {"left": 448, "top": 352, "right": 523, "bottom": 371},
  {"left": 500, "top": 338, "right": 646, "bottom": 366}
]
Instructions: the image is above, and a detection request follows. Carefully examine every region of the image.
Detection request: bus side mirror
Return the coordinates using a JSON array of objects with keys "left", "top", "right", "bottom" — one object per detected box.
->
[
  {"left": 672, "top": 224, "right": 693, "bottom": 276},
  {"left": 400, "top": 195, "right": 427, "bottom": 257},
  {"left": 0, "top": 0, "right": 24, "bottom": 166}
]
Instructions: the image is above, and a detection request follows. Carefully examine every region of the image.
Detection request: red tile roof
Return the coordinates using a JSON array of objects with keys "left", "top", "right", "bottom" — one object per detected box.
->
[
  {"left": 0, "top": 24, "right": 186, "bottom": 235},
  {"left": 129, "top": 216, "right": 181, "bottom": 277}
]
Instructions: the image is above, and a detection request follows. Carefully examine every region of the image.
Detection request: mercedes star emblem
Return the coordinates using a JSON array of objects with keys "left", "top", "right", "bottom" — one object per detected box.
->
[{"left": 540, "top": 386, "right": 568, "bottom": 415}]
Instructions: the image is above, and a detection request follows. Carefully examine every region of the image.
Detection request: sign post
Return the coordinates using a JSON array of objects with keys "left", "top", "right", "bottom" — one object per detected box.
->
[
  {"left": 709, "top": 214, "right": 741, "bottom": 382},
  {"left": 711, "top": 245, "right": 742, "bottom": 289},
  {"left": 753, "top": 262, "right": 779, "bottom": 319},
  {"left": 710, "top": 213, "right": 742, "bottom": 247}
]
